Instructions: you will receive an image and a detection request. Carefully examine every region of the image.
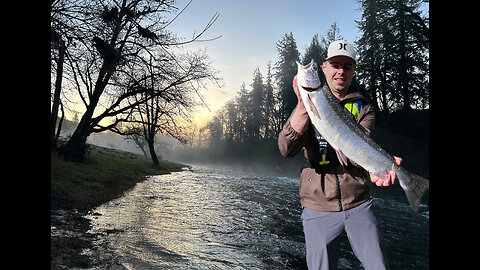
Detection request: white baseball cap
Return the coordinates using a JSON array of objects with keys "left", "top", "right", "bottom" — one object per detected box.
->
[{"left": 326, "top": 40, "right": 356, "bottom": 63}]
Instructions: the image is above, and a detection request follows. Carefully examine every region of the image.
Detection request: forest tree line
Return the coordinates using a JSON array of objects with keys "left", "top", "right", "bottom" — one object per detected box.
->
[{"left": 202, "top": 0, "right": 428, "bottom": 149}]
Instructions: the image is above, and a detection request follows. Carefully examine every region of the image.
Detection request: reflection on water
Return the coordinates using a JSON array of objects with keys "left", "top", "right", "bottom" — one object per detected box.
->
[{"left": 85, "top": 165, "right": 428, "bottom": 269}]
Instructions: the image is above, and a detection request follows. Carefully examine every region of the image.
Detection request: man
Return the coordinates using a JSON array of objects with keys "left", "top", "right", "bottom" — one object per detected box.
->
[{"left": 278, "top": 40, "right": 401, "bottom": 270}]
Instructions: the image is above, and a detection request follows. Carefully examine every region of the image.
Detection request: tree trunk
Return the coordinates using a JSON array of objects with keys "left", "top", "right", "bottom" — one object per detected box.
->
[
  {"left": 61, "top": 63, "right": 112, "bottom": 161},
  {"left": 51, "top": 39, "right": 65, "bottom": 149},
  {"left": 62, "top": 117, "right": 92, "bottom": 161},
  {"left": 147, "top": 139, "right": 160, "bottom": 168},
  {"left": 378, "top": 67, "right": 389, "bottom": 113},
  {"left": 397, "top": 0, "right": 411, "bottom": 111}
]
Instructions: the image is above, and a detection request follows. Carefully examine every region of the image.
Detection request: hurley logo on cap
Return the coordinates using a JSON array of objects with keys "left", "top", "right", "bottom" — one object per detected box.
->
[{"left": 326, "top": 40, "right": 356, "bottom": 62}]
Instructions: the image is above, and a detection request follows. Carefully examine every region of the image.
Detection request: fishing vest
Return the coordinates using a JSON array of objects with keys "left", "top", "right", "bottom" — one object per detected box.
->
[{"left": 312, "top": 99, "right": 362, "bottom": 166}]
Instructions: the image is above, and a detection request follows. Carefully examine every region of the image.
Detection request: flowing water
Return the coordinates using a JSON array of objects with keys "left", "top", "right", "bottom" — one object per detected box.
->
[{"left": 84, "top": 165, "right": 429, "bottom": 269}]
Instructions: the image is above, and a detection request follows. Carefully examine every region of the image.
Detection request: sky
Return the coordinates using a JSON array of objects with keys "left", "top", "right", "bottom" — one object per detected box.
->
[{"left": 165, "top": 0, "right": 371, "bottom": 126}]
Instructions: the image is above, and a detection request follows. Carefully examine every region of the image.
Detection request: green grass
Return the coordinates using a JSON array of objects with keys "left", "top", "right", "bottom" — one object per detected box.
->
[{"left": 51, "top": 144, "right": 186, "bottom": 211}]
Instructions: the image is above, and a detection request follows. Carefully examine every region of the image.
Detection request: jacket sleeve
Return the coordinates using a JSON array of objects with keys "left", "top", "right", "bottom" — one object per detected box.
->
[
  {"left": 358, "top": 102, "right": 375, "bottom": 137},
  {"left": 278, "top": 108, "right": 308, "bottom": 158}
]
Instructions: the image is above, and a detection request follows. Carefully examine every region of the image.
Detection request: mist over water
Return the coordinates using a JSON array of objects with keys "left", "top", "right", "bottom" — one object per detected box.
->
[{"left": 84, "top": 165, "right": 428, "bottom": 269}]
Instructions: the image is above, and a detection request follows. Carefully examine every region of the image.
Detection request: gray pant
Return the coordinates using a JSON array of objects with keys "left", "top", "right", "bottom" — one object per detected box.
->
[{"left": 301, "top": 198, "right": 389, "bottom": 270}]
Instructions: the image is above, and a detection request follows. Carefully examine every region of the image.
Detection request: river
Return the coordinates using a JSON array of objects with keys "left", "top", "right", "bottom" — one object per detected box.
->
[{"left": 83, "top": 165, "right": 429, "bottom": 269}]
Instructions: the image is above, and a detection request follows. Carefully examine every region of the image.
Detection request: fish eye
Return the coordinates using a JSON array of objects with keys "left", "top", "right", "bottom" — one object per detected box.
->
[{"left": 312, "top": 63, "right": 318, "bottom": 71}]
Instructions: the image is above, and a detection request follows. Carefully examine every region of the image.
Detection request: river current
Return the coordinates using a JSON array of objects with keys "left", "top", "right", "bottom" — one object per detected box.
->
[{"left": 84, "top": 165, "right": 429, "bottom": 269}]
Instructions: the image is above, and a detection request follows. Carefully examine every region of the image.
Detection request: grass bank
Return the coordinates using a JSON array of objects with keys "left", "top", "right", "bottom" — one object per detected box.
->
[{"left": 51, "top": 144, "right": 186, "bottom": 212}]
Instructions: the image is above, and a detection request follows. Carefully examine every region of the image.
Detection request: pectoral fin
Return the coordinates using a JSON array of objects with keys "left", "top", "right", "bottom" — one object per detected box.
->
[
  {"left": 335, "top": 149, "right": 348, "bottom": 167},
  {"left": 307, "top": 95, "right": 321, "bottom": 120}
]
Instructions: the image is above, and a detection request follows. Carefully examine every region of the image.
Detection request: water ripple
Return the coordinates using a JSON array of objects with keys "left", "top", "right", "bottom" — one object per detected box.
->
[{"left": 85, "top": 165, "right": 428, "bottom": 269}]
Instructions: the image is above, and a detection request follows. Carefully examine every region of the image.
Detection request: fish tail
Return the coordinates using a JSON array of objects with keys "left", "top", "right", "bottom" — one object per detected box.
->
[{"left": 397, "top": 170, "right": 429, "bottom": 212}]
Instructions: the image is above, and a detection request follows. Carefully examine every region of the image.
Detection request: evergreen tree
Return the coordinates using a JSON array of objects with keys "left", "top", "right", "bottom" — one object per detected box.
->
[
  {"left": 302, "top": 33, "right": 327, "bottom": 65},
  {"left": 302, "top": 33, "right": 327, "bottom": 85},
  {"left": 356, "top": 0, "right": 390, "bottom": 112},
  {"left": 236, "top": 82, "right": 250, "bottom": 142},
  {"left": 356, "top": 0, "right": 429, "bottom": 112},
  {"left": 207, "top": 116, "right": 223, "bottom": 146},
  {"left": 321, "top": 21, "right": 344, "bottom": 49},
  {"left": 250, "top": 67, "right": 265, "bottom": 140},
  {"left": 275, "top": 32, "right": 300, "bottom": 125},
  {"left": 263, "top": 61, "right": 275, "bottom": 139},
  {"left": 390, "top": 0, "right": 429, "bottom": 111},
  {"left": 224, "top": 100, "right": 237, "bottom": 142}
]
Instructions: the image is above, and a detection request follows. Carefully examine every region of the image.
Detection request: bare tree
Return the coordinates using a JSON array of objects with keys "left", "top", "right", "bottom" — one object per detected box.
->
[
  {"left": 123, "top": 127, "right": 149, "bottom": 156},
  {"left": 51, "top": 0, "right": 220, "bottom": 161},
  {"left": 51, "top": 29, "right": 66, "bottom": 149},
  {"left": 51, "top": 0, "right": 83, "bottom": 148},
  {"left": 116, "top": 52, "right": 215, "bottom": 167}
]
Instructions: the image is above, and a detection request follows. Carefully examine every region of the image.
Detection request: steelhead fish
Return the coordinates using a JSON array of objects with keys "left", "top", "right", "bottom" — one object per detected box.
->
[{"left": 296, "top": 59, "right": 429, "bottom": 212}]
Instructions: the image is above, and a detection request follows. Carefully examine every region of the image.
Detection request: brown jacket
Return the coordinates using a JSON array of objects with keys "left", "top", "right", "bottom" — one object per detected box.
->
[{"left": 278, "top": 90, "right": 376, "bottom": 212}]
